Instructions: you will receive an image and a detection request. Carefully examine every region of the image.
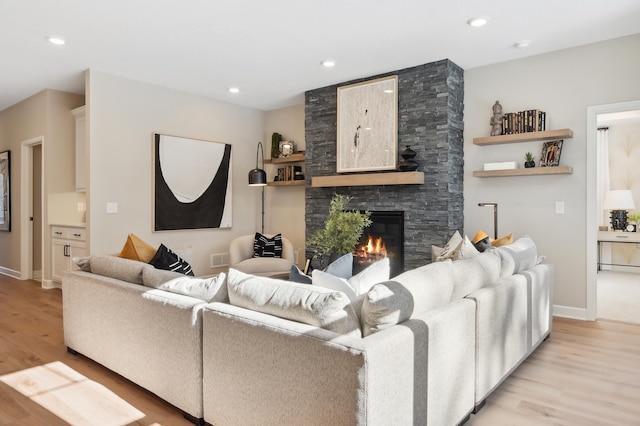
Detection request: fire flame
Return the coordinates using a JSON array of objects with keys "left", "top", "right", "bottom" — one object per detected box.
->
[{"left": 356, "top": 235, "right": 387, "bottom": 259}]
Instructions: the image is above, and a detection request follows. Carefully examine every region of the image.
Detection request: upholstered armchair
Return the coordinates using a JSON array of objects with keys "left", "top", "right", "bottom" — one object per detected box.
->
[{"left": 229, "top": 234, "right": 295, "bottom": 278}]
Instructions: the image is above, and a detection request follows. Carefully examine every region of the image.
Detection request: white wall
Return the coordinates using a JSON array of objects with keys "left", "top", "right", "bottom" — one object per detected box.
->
[
  {"left": 464, "top": 34, "right": 640, "bottom": 317},
  {"left": 0, "top": 89, "right": 84, "bottom": 279},
  {"left": 87, "top": 70, "right": 265, "bottom": 276},
  {"left": 264, "top": 104, "right": 306, "bottom": 266}
]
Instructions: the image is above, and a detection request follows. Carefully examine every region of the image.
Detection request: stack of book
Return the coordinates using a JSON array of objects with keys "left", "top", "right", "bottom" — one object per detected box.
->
[
  {"left": 502, "top": 109, "right": 546, "bottom": 135},
  {"left": 276, "top": 165, "right": 302, "bottom": 182}
]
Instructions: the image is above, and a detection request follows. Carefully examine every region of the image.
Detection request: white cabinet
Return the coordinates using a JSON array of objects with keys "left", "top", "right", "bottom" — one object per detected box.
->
[
  {"left": 71, "top": 106, "right": 87, "bottom": 192},
  {"left": 51, "top": 226, "right": 87, "bottom": 283}
]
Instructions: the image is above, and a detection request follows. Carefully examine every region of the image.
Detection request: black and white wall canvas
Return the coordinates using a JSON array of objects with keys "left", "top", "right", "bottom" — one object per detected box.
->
[{"left": 153, "top": 134, "right": 232, "bottom": 231}]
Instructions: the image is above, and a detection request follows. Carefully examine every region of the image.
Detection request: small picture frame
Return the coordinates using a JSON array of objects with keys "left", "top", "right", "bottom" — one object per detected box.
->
[
  {"left": 279, "top": 141, "right": 294, "bottom": 157},
  {"left": 540, "top": 140, "right": 563, "bottom": 167}
]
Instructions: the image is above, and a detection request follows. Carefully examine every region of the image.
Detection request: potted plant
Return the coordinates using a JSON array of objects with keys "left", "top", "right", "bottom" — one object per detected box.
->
[
  {"left": 306, "top": 194, "right": 372, "bottom": 268},
  {"left": 628, "top": 212, "right": 640, "bottom": 231},
  {"left": 524, "top": 152, "right": 535, "bottom": 168}
]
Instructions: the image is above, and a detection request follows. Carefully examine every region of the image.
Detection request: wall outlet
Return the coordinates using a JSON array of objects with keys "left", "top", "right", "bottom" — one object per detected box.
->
[
  {"left": 555, "top": 201, "right": 565, "bottom": 214},
  {"left": 77, "top": 202, "right": 86, "bottom": 212},
  {"left": 106, "top": 202, "right": 118, "bottom": 213},
  {"left": 210, "top": 252, "right": 229, "bottom": 268}
]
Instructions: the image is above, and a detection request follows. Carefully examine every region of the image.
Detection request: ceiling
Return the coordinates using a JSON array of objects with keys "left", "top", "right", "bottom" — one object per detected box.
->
[{"left": 1, "top": 0, "right": 639, "bottom": 112}]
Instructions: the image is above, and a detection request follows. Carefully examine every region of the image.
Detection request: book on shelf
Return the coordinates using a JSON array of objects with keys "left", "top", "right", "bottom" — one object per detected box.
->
[
  {"left": 501, "top": 109, "right": 546, "bottom": 135},
  {"left": 276, "top": 165, "right": 303, "bottom": 182}
]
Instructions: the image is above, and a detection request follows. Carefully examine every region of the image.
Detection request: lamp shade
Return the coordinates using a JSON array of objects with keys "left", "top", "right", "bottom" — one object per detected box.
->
[
  {"left": 603, "top": 190, "right": 635, "bottom": 210},
  {"left": 248, "top": 168, "right": 267, "bottom": 186}
]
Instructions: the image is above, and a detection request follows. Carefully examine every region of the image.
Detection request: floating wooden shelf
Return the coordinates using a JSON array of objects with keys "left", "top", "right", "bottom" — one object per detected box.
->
[
  {"left": 473, "top": 166, "right": 573, "bottom": 178},
  {"left": 312, "top": 171, "right": 425, "bottom": 187},
  {"left": 473, "top": 129, "right": 573, "bottom": 146},
  {"left": 267, "top": 180, "right": 305, "bottom": 187},
  {"left": 265, "top": 152, "right": 305, "bottom": 164}
]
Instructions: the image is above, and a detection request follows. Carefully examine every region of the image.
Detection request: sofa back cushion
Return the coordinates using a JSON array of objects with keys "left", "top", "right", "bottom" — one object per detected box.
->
[
  {"left": 142, "top": 268, "right": 228, "bottom": 302},
  {"left": 226, "top": 268, "right": 361, "bottom": 337},
  {"left": 85, "top": 254, "right": 152, "bottom": 284},
  {"left": 451, "top": 250, "right": 502, "bottom": 299},
  {"left": 496, "top": 236, "right": 538, "bottom": 276},
  {"left": 360, "top": 260, "right": 454, "bottom": 336}
]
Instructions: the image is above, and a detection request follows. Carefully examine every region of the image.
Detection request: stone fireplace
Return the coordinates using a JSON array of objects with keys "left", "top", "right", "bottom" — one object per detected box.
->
[{"left": 305, "top": 59, "right": 464, "bottom": 273}]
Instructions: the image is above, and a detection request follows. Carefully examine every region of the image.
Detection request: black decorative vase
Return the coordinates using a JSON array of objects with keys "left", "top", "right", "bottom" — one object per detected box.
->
[
  {"left": 524, "top": 161, "right": 535, "bottom": 168},
  {"left": 398, "top": 145, "right": 418, "bottom": 171}
]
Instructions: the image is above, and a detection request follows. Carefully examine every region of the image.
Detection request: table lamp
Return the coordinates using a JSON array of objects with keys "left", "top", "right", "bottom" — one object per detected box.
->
[{"left": 603, "top": 189, "right": 635, "bottom": 231}]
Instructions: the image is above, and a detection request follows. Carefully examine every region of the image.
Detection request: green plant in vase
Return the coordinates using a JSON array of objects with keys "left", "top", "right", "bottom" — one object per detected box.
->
[
  {"left": 628, "top": 212, "right": 640, "bottom": 231},
  {"left": 524, "top": 152, "right": 535, "bottom": 168},
  {"left": 306, "top": 194, "right": 372, "bottom": 268}
]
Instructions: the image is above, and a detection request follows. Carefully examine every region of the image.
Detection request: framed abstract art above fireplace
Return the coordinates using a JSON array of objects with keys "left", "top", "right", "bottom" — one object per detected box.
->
[
  {"left": 153, "top": 133, "right": 232, "bottom": 231},
  {"left": 336, "top": 75, "right": 398, "bottom": 173}
]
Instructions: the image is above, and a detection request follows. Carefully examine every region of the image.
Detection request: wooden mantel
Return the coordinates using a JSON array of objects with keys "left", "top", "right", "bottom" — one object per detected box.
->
[{"left": 311, "top": 171, "right": 425, "bottom": 187}]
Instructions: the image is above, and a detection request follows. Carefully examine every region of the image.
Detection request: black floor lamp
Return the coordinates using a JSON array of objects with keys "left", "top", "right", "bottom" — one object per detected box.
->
[
  {"left": 248, "top": 141, "right": 267, "bottom": 233},
  {"left": 478, "top": 202, "right": 498, "bottom": 240}
]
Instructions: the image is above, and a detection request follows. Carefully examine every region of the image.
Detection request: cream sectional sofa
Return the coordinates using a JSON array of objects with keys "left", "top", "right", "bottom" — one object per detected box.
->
[{"left": 61, "top": 236, "right": 552, "bottom": 426}]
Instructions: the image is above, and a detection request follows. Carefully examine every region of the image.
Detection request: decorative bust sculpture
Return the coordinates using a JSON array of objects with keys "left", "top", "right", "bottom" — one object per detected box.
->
[{"left": 490, "top": 100, "right": 503, "bottom": 136}]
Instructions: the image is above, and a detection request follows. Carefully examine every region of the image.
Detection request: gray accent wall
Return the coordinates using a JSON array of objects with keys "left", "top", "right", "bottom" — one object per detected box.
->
[{"left": 304, "top": 59, "right": 464, "bottom": 272}]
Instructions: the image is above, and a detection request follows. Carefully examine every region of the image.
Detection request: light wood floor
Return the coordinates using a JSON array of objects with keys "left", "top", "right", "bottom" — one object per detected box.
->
[{"left": 1, "top": 277, "right": 639, "bottom": 425}]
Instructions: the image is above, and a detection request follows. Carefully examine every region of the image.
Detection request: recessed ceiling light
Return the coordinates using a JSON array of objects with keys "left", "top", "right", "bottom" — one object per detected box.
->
[
  {"left": 228, "top": 87, "right": 240, "bottom": 94},
  {"left": 48, "top": 37, "right": 66, "bottom": 45},
  {"left": 514, "top": 40, "right": 531, "bottom": 49},
  {"left": 321, "top": 60, "right": 336, "bottom": 68},
  {"left": 384, "top": 89, "right": 394, "bottom": 94},
  {"left": 467, "top": 17, "right": 488, "bottom": 27}
]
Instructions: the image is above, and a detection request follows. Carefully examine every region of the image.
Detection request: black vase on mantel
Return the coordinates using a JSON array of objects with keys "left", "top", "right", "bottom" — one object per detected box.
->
[{"left": 398, "top": 145, "right": 418, "bottom": 171}]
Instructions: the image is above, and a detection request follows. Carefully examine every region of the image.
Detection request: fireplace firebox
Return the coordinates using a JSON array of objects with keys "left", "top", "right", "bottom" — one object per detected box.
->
[{"left": 353, "top": 211, "right": 404, "bottom": 278}]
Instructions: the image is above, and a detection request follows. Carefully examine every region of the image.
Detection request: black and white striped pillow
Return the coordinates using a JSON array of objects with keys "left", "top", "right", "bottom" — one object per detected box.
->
[
  {"left": 253, "top": 233, "right": 283, "bottom": 258},
  {"left": 149, "top": 244, "right": 194, "bottom": 275}
]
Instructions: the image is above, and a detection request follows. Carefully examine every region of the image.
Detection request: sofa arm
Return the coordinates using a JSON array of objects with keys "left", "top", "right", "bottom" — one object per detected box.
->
[
  {"left": 62, "top": 270, "right": 207, "bottom": 418},
  {"left": 519, "top": 263, "right": 554, "bottom": 349}
]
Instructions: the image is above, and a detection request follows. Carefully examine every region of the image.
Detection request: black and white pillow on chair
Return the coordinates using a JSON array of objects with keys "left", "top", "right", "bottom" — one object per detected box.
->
[{"left": 253, "top": 233, "right": 283, "bottom": 258}]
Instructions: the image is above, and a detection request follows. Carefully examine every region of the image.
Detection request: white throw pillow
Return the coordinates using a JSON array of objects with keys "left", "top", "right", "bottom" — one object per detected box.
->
[
  {"left": 435, "top": 231, "right": 463, "bottom": 261},
  {"left": 455, "top": 235, "right": 480, "bottom": 259},
  {"left": 311, "top": 269, "right": 357, "bottom": 300},
  {"left": 226, "top": 268, "right": 361, "bottom": 337},
  {"left": 160, "top": 274, "right": 227, "bottom": 302},
  {"left": 312, "top": 257, "right": 390, "bottom": 300}
]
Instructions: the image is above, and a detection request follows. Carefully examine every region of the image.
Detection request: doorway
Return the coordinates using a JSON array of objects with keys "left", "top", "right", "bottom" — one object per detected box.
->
[
  {"left": 586, "top": 101, "right": 640, "bottom": 323},
  {"left": 20, "top": 137, "right": 44, "bottom": 282}
]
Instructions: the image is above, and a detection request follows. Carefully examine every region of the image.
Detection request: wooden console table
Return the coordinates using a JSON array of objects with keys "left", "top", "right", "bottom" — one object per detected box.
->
[{"left": 597, "top": 231, "right": 640, "bottom": 270}]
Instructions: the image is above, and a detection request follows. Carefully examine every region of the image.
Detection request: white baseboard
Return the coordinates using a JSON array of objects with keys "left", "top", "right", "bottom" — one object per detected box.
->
[
  {"left": 41, "top": 279, "right": 60, "bottom": 289},
  {"left": 553, "top": 304, "right": 590, "bottom": 321},
  {"left": 0, "top": 266, "right": 22, "bottom": 279}
]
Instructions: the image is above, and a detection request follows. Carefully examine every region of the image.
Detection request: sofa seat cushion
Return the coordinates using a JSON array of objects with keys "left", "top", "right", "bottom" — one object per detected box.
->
[
  {"left": 226, "top": 268, "right": 361, "bottom": 337},
  {"left": 451, "top": 250, "right": 502, "bottom": 299},
  {"left": 360, "top": 260, "right": 454, "bottom": 336},
  {"left": 142, "top": 268, "right": 228, "bottom": 302},
  {"left": 233, "top": 257, "right": 293, "bottom": 276}
]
